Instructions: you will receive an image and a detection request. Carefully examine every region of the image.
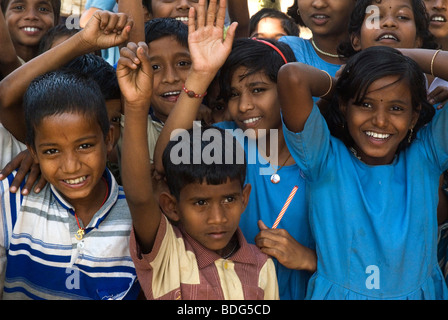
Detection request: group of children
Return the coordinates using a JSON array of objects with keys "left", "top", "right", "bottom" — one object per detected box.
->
[{"left": 0, "top": 0, "right": 448, "bottom": 300}]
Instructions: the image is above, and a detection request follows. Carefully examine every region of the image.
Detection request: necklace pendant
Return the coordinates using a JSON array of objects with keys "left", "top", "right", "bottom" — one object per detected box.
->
[
  {"left": 75, "top": 229, "right": 85, "bottom": 240},
  {"left": 270, "top": 173, "right": 280, "bottom": 184}
]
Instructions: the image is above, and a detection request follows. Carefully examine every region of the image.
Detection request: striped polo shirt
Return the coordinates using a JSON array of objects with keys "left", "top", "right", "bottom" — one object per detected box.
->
[
  {"left": 131, "top": 215, "right": 279, "bottom": 300},
  {"left": 0, "top": 169, "right": 139, "bottom": 300}
]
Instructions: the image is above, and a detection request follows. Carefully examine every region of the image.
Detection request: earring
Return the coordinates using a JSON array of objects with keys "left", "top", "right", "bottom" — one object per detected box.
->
[
  {"left": 408, "top": 128, "right": 413, "bottom": 143},
  {"left": 297, "top": 8, "right": 300, "bottom": 16}
]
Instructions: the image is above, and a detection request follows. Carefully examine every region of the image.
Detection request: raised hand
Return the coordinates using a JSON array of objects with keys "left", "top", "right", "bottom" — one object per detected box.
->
[
  {"left": 116, "top": 41, "right": 153, "bottom": 109},
  {"left": 79, "top": 11, "right": 133, "bottom": 52},
  {"left": 187, "top": 0, "right": 237, "bottom": 77}
]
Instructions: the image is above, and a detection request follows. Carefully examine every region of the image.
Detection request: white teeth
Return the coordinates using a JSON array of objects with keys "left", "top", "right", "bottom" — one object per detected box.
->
[
  {"left": 162, "top": 91, "right": 181, "bottom": 97},
  {"left": 379, "top": 34, "right": 398, "bottom": 41},
  {"left": 64, "top": 176, "right": 87, "bottom": 185},
  {"left": 365, "top": 131, "right": 390, "bottom": 139},
  {"left": 313, "top": 15, "right": 327, "bottom": 19},
  {"left": 23, "top": 27, "right": 39, "bottom": 32},
  {"left": 432, "top": 16, "right": 446, "bottom": 22},
  {"left": 175, "top": 17, "right": 188, "bottom": 22},
  {"left": 243, "top": 117, "right": 261, "bottom": 124}
]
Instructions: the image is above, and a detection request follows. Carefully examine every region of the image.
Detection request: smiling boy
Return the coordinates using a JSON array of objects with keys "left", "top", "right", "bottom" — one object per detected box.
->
[{"left": 118, "top": 0, "right": 279, "bottom": 300}]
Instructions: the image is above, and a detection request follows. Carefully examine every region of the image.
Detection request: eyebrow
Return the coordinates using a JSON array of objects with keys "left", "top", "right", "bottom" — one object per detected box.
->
[{"left": 37, "top": 135, "right": 99, "bottom": 148}]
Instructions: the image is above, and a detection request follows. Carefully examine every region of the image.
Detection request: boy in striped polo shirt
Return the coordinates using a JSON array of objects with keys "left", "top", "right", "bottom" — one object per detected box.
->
[
  {"left": 0, "top": 69, "right": 140, "bottom": 300},
  {"left": 118, "top": 0, "right": 279, "bottom": 300}
]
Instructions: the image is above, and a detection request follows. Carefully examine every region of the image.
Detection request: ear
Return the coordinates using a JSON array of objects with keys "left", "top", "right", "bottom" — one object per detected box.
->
[
  {"left": 159, "top": 192, "right": 181, "bottom": 222},
  {"left": 241, "top": 183, "right": 251, "bottom": 210},
  {"left": 414, "top": 35, "right": 423, "bottom": 49},
  {"left": 411, "top": 104, "right": 421, "bottom": 129},
  {"left": 351, "top": 33, "right": 362, "bottom": 52},
  {"left": 105, "top": 125, "right": 115, "bottom": 155}
]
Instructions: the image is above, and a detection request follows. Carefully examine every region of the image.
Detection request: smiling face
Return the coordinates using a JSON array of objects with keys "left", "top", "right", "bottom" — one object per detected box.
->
[
  {"left": 171, "top": 178, "right": 250, "bottom": 255},
  {"left": 352, "top": 0, "right": 423, "bottom": 50},
  {"left": 29, "top": 112, "right": 113, "bottom": 205},
  {"left": 424, "top": 0, "right": 448, "bottom": 48},
  {"left": 341, "top": 75, "right": 420, "bottom": 165},
  {"left": 148, "top": 35, "right": 191, "bottom": 122},
  {"left": 5, "top": 0, "right": 55, "bottom": 55},
  {"left": 227, "top": 67, "right": 282, "bottom": 140},
  {"left": 151, "top": 0, "right": 200, "bottom": 24},
  {"left": 297, "top": 0, "right": 355, "bottom": 38}
]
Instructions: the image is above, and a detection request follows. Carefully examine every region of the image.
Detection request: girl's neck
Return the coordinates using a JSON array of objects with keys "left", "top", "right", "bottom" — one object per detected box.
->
[
  {"left": 310, "top": 35, "right": 347, "bottom": 64},
  {"left": 257, "top": 128, "right": 294, "bottom": 167}
]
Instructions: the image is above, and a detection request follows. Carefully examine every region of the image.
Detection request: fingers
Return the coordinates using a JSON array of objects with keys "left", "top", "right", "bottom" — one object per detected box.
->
[
  {"left": 118, "top": 42, "right": 140, "bottom": 69},
  {"left": 93, "top": 10, "right": 133, "bottom": 36}
]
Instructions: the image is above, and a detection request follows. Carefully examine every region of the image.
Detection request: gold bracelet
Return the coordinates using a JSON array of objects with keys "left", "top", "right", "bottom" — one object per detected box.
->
[
  {"left": 319, "top": 70, "right": 333, "bottom": 98},
  {"left": 431, "top": 49, "right": 441, "bottom": 76}
]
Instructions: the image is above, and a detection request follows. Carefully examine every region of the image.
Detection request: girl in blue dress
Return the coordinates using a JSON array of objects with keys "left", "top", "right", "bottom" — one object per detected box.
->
[{"left": 277, "top": 45, "right": 448, "bottom": 299}]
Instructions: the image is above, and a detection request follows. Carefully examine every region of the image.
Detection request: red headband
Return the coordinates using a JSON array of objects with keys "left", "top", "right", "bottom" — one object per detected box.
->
[{"left": 252, "top": 38, "right": 288, "bottom": 64}]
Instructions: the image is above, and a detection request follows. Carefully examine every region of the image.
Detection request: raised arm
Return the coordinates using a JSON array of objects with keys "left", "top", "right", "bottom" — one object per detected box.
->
[
  {"left": 227, "top": 0, "right": 249, "bottom": 38},
  {"left": 117, "top": 41, "right": 158, "bottom": 253},
  {"left": 399, "top": 48, "right": 448, "bottom": 82},
  {"left": 0, "top": 11, "right": 133, "bottom": 142},
  {"left": 153, "top": 0, "right": 237, "bottom": 174},
  {"left": 277, "top": 62, "right": 335, "bottom": 133},
  {"left": 117, "top": 0, "right": 145, "bottom": 44}
]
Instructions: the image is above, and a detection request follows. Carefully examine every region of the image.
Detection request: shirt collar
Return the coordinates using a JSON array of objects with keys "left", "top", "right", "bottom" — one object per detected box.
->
[
  {"left": 179, "top": 226, "right": 258, "bottom": 269},
  {"left": 50, "top": 169, "right": 117, "bottom": 230}
]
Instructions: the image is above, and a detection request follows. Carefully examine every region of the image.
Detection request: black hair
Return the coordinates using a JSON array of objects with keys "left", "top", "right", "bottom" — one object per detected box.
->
[
  {"left": 64, "top": 53, "right": 121, "bottom": 101},
  {"left": 162, "top": 125, "right": 246, "bottom": 200},
  {"left": 144, "top": 17, "right": 188, "bottom": 47},
  {"left": 338, "top": 0, "right": 439, "bottom": 58},
  {"left": 325, "top": 46, "right": 435, "bottom": 153},
  {"left": 38, "top": 24, "right": 79, "bottom": 54},
  {"left": 286, "top": 0, "right": 305, "bottom": 27},
  {"left": 219, "top": 37, "right": 296, "bottom": 102},
  {"left": 1, "top": 0, "right": 61, "bottom": 25},
  {"left": 249, "top": 7, "right": 300, "bottom": 37},
  {"left": 24, "top": 70, "right": 110, "bottom": 149}
]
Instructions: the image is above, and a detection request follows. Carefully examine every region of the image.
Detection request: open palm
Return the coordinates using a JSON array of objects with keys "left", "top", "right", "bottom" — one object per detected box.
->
[{"left": 187, "top": 0, "right": 237, "bottom": 76}]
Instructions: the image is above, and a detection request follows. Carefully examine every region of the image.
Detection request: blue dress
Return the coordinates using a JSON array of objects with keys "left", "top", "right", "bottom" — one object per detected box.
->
[
  {"left": 283, "top": 104, "right": 448, "bottom": 299},
  {"left": 214, "top": 122, "right": 314, "bottom": 300}
]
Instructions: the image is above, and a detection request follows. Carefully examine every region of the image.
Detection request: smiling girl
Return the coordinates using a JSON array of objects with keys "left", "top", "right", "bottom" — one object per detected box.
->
[{"left": 278, "top": 45, "right": 448, "bottom": 299}]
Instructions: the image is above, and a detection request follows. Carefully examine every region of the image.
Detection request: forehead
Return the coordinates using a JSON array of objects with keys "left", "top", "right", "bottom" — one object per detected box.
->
[
  {"left": 6, "top": 0, "right": 53, "bottom": 8},
  {"left": 34, "top": 112, "right": 102, "bottom": 142},
  {"left": 179, "top": 178, "right": 242, "bottom": 200},
  {"left": 230, "top": 66, "right": 272, "bottom": 86},
  {"left": 148, "top": 35, "right": 189, "bottom": 58}
]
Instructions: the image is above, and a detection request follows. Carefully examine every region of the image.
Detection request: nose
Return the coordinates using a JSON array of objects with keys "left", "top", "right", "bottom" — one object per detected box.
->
[
  {"left": 311, "top": 0, "right": 328, "bottom": 9},
  {"left": 372, "top": 108, "right": 389, "bottom": 128},
  {"left": 207, "top": 204, "right": 228, "bottom": 225},
  {"left": 24, "top": 7, "right": 39, "bottom": 20},
  {"left": 380, "top": 13, "right": 398, "bottom": 29},
  {"left": 237, "top": 92, "right": 255, "bottom": 113},
  {"left": 61, "top": 151, "right": 82, "bottom": 174},
  {"left": 433, "top": 0, "right": 447, "bottom": 10},
  {"left": 176, "top": 0, "right": 191, "bottom": 10},
  {"left": 162, "top": 65, "right": 181, "bottom": 84}
]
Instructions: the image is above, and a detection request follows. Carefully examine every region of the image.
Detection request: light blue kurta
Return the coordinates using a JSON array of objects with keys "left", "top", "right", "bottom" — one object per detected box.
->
[{"left": 283, "top": 104, "right": 448, "bottom": 299}]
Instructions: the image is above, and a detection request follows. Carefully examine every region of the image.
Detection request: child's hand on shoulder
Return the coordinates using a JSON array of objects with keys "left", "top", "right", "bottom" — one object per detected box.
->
[
  {"left": 117, "top": 41, "right": 153, "bottom": 110},
  {"left": 187, "top": 0, "right": 237, "bottom": 77},
  {"left": 80, "top": 10, "right": 133, "bottom": 52}
]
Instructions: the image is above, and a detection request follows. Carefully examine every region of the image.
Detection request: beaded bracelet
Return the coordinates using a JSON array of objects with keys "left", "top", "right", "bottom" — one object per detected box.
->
[{"left": 182, "top": 84, "right": 208, "bottom": 99}]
